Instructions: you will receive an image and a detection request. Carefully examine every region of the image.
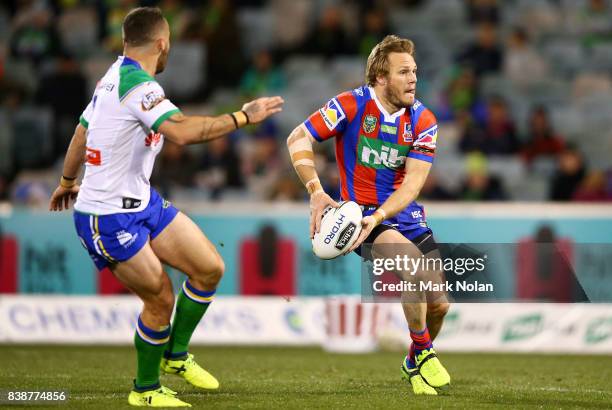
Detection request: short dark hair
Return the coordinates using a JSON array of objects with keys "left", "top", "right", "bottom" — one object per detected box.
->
[{"left": 122, "top": 7, "right": 166, "bottom": 47}]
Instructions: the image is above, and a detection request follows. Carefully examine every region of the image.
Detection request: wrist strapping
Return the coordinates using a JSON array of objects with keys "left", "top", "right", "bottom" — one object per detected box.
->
[
  {"left": 306, "top": 178, "right": 323, "bottom": 195},
  {"left": 60, "top": 176, "right": 76, "bottom": 188},
  {"left": 372, "top": 208, "right": 387, "bottom": 225}
]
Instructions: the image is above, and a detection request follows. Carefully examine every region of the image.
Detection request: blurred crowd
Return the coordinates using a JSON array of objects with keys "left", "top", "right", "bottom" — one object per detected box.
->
[{"left": 1, "top": 0, "right": 612, "bottom": 206}]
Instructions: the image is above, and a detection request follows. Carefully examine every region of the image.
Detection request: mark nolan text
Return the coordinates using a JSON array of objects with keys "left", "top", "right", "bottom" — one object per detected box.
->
[{"left": 373, "top": 280, "right": 494, "bottom": 293}]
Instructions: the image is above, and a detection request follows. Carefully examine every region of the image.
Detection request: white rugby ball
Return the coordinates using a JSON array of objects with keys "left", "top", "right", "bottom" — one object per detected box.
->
[{"left": 312, "top": 201, "right": 363, "bottom": 259}]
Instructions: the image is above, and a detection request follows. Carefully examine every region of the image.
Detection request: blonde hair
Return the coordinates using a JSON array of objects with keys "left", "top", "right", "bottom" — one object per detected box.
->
[{"left": 365, "top": 35, "right": 415, "bottom": 86}]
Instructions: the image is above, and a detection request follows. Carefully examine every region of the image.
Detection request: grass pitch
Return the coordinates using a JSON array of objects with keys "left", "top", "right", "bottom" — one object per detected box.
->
[{"left": 1, "top": 345, "right": 611, "bottom": 409}]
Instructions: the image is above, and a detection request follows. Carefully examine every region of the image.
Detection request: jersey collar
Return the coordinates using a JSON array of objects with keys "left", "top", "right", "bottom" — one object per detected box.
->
[
  {"left": 120, "top": 55, "right": 143, "bottom": 70},
  {"left": 367, "top": 86, "right": 406, "bottom": 123}
]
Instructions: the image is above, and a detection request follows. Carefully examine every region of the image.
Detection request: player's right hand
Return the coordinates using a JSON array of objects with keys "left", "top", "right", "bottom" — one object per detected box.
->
[
  {"left": 49, "top": 185, "right": 79, "bottom": 211},
  {"left": 241, "top": 96, "right": 284, "bottom": 124},
  {"left": 309, "top": 191, "right": 340, "bottom": 239}
]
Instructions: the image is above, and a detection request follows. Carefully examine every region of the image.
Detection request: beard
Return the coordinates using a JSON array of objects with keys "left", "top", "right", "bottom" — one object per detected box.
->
[
  {"left": 383, "top": 83, "right": 414, "bottom": 110},
  {"left": 155, "top": 46, "right": 169, "bottom": 74}
]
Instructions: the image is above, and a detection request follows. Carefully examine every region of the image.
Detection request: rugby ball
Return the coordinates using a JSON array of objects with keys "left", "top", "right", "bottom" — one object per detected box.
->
[{"left": 312, "top": 201, "right": 363, "bottom": 259}]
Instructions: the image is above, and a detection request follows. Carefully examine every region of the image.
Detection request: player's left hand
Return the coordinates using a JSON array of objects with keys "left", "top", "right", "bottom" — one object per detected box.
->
[
  {"left": 49, "top": 184, "right": 79, "bottom": 211},
  {"left": 346, "top": 215, "right": 378, "bottom": 254},
  {"left": 241, "top": 96, "right": 284, "bottom": 124}
]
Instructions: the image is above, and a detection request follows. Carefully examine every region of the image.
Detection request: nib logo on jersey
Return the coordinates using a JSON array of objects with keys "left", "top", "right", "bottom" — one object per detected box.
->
[{"left": 357, "top": 136, "right": 409, "bottom": 170}]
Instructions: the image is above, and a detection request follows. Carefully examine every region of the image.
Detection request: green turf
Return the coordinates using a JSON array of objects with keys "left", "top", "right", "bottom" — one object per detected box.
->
[{"left": 1, "top": 345, "right": 611, "bottom": 409}]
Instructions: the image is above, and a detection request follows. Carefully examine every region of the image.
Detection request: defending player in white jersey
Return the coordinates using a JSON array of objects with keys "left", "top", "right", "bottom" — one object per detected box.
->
[{"left": 49, "top": 7, "right": 283, "bottom": 407}]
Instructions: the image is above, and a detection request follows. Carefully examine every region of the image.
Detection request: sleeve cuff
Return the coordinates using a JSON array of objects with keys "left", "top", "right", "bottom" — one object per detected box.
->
[
  {"left": 304, "top": 120, "right": 323, "bottom": 142},
  {"left": 408, "top": 150, "right": 435, "bottom": 163},
  {"left": 79, "top": 115, "right": 89, "bottom": 129},
  {"left": 151, "top": 109, "right": 181, "bottom": 133}
]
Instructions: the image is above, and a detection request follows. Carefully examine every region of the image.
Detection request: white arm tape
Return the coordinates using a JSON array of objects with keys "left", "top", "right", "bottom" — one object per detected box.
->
[{"left": 293, "top": 158, "right": 315, "bottom": 167}]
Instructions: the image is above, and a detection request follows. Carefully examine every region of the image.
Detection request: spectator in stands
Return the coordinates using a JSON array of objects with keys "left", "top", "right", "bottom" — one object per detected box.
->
[
  {"left": 459, "top": 97, "right": 518, "bottom": 155},
  {"left": 445, "top": 67, "right": 481, "bottom": 118},
  {"left": 549, "top": 146, "right": 587, "bottom": 201},
  {"left": 420, "top": 173, "right": 457, "bottom": 200},
  {"left": 457, "top": 22, "right": 502, "bottom": 75},
  {"left": 9, "top": 2, "right": 61, "bottom": 66},
  {"left": 268, "top": 175, "right": 303, "bottom": 201},
  {"left": 503, "top": 27, "right": 548, "bottom": 89},
  {"left": 466, "top": 0, "right": 500, "bottom": 24},
  {"left": 357, "top": 9, "right": 390, "bottom": 58},
  {"left": 300, "top": 5, "right": 353, "bottom": 58},
  {"left": 575, "top": 0, "right": 612, "bottom": 48},
  {"left": 521, "top": 106, "right": 566, "bottom": 163},
  {"left": 239, "top": 50, "right": 286, "bottom": 98},
  {"left": 201, "top": 0, "right": 244, "bottom": 91},
  {"left": 572, "top": 170, "right": 612, "bottom": 201},
  {"left": 199, "top": 136, "right": 244, "bottom": 200},
  {"left": 0, "top": 176, "right": 9, "bottom": 200},
  {"left": 151, "top": 141, "right": 198, "bottom": 199},
  {"left": 458, "top": 152, "right": 507, "bottom": 200},
  {"left": 35, "top": 52, "right": 88, "bottom": 157},
  {"left": 242, "top": 120, "right": 283, "bottom": 199},
  {"left": 103, "top": 0, "right": 137, "bottom": 53},
  {"left": 457, "top": 109, "right": 485, "bottom": 153}
]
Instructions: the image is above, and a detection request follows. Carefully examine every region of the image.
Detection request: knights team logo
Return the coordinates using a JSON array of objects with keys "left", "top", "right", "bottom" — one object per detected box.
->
[
  {"left": 363, "top": 115, "right": 377, "bottom": 133},
  {"left": 403, "top": 123, "right": 413, "bottom": 143}
]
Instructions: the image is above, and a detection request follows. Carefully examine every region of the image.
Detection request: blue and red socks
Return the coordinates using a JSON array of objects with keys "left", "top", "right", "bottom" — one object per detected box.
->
[{"left": 407, "top": 327, "right": 433, "bottom": 368}]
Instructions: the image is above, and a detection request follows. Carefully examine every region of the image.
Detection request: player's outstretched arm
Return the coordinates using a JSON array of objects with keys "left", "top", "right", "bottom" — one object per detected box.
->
[
  {"left": 347, "top": 158, "right": 432, "bottom": 252},
  {"left": 49, "top": 123, "right": 87, "bottom": 211},
  {"left": 286, "top": 124, "right": 339, "bottom": 238},
  {"left": 159, "top": 96, "right": 284, "bottom": 146}
]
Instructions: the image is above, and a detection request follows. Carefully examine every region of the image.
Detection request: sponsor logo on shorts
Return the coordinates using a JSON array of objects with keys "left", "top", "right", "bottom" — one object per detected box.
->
[
  {"left": 141, "top": 90, "right": 166, "bottom": 111},
  {"left": 363, "top": 115, "right": 377, "bottom": 133},
  {"left": 117, "top": 230, "right": 138, "bottom": 248},
  {"left": 335, "top": 222, "right": 357, "bottom": 250},
  {"left": 319, "top": 98, "right": 346, "bottom": 131}
]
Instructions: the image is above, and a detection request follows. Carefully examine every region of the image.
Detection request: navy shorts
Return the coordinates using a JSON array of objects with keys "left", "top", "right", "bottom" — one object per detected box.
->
[
  {"left": 73, "top": 188, "right": 178, "bottom": 270},
  {"left": 356, "top": 205, "right": 438, "bottom": 259}
]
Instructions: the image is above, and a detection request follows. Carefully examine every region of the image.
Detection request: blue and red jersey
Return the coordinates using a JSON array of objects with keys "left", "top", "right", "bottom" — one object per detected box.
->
[{"left": 304, "top": 85, "right": 438, "bottom": 208}]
